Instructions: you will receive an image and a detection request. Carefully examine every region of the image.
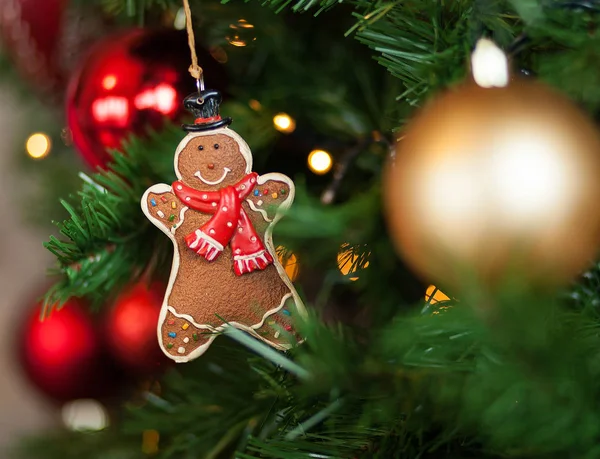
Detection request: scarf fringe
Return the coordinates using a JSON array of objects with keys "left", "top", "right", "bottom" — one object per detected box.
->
[
  {"left": 185, "top": 229, "right": 224, "bottom": 262},
  {"left": 234, "top": 250, "right": 274, "bottom": 276}
]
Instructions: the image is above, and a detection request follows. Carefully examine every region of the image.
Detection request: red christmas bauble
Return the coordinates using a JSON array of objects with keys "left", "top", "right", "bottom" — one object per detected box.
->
[
  {"left": 66, "top": 28, "right": 227, "bottom": 168},
  {"left": 104, "top": 283, "right": 168, "bottom": 373},
  {"left": 18, "top": 298, "right": 113, "bottom": 401}
]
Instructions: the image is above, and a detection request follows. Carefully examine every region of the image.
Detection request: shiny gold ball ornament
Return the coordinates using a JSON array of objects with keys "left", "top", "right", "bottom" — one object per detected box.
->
[{"left": 384, "top": 78, "right": 600, "bottom": 289}]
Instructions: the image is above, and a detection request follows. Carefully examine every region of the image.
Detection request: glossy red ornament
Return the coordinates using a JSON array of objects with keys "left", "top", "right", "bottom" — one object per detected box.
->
[
  {"left": 104, "top": 283, "right": 168, "bottom": 373},
  {"left": 18, "top": 298, "right": 112, "bottom": 401},
  {"left": 66, "top": 28, "right": 227, "bottom": 169}
]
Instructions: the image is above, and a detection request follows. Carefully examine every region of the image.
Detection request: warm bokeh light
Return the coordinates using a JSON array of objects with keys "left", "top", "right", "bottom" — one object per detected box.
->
[
  {"left": 26, "top": 132, "right": 51, "bottom": 159},
  {"left": 337, "top": 244, "right": 370, "bottom": 281},
  {"left": 142, "top": 430, "right": 160, "bottom": 454},
  {"left": 425, "top": 285, "right": 451, "bottom": 304},
  {"left": 276, "top": 246, "right": 299, "bottom": 282},
  {"left": 101, "top": 74, "right": 117, "bottom": 90},
  {"left": 249, "top": 99, "right": 262, "bottom": 111},
  {"left": 174, "top": 7, "right": 186, "bottom": 30},
  {"left": 308, "top": 149, "right": 333, "bottom": 174},
  {"left": 226, "top": 19, "right": 256, "bottom": 47},
  {"left": 273, "top": 113, "right": 296, "bottom": 133},
  {"left": 62, "top": 399, "right": 108, "bottom": 431}
]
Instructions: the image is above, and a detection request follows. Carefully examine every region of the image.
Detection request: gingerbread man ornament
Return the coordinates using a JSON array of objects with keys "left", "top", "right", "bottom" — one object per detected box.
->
[{"left": 141, "top": 90, "right": 306, "bottom": 362}]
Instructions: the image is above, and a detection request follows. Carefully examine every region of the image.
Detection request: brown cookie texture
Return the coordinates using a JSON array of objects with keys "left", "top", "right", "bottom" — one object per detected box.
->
[
  {"left": 160, "top": 310, "right": 215, "bottom": 358},
  {"left": 246, "top": 179, "right": 291, "bottom": 220},
  {"left": 146, "top": 191, "right": 183, "bottom": 230},
  {"left": 176, "top": 134, "right": 249, "bottom": 189},
  {"left": 168, "top": 202, "right": 290, "bottom": 327}
]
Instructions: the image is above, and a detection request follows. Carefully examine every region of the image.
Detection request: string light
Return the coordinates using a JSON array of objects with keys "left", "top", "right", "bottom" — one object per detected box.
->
[
  {"left": 337, "top": 244, "right": 370, "bottom": 281},
  {"left": 308, "top": 149, "right": 333, "bottom": 174},
  {"left": 26, "top": 132, "right": 51, "bottom": 159},
  {"left": 273, "top": 113, "right": 296, "bottom": 134},
  {"left": 142, "top": 430, "right": 160, "bottom": 454},
  {"left": 276, "top": 246, "right": 299, "bottom": 281},
  {"left": 174, "top": 7, "right": 186, "bottom": 30},
  {"left": 471, "top": 38, "right": 509, "bottom": 88},
  {"left": 425, "top": 285, "right": 450, "bottom": 304},
  {"left": 226, "top": 19, "right": 256, "bottom": 47},
  {"left": 61, "top": 399, "right": 109, "bottom": 431}
]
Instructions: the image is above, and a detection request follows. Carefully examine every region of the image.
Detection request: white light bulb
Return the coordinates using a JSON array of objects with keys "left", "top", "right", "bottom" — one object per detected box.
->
[{"left": 471, "top": 38, "right": 509, "bottom": 88}]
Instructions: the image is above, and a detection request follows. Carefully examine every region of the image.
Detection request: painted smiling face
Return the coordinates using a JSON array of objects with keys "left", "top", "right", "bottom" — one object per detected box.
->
[{"left": 176, "top": 133, "right": 250, "bottom": 190}]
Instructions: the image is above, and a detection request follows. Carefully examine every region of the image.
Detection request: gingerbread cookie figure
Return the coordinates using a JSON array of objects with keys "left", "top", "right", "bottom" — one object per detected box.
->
[{"left": 141, "top": 90, "right": 306, "bottom": 362}]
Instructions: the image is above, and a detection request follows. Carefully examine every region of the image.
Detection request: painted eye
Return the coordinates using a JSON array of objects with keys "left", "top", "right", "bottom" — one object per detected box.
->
[
  {"left": 198, "top": 145, "right": 204, "bottom": 151},
  {"left": 214, "top": 144, "right": 219, "bottom": 149}
]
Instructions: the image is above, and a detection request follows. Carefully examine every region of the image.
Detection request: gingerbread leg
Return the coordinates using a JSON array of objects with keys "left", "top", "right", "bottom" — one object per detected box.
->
[
  {"left": 159, "top": 309, "right": 218, "bottom": 361},
  {"left": 250, "top": 297, "right": 300, "bottom": 349}
]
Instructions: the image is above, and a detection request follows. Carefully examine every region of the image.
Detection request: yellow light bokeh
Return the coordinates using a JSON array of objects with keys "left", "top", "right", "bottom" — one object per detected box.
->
[
  {"left": 273, "top": 113, "right": 296, "bottom": 134},
  {"left": 276, "top": 246, "right": 299, "bottom": 282},
  {"left": 308, "top": 149, "right": 333, "bottom": 175},
  {"left": 26, "top": 132, "right": 51, "bottom": 159},
  {"left": 425, "top": 285, "right": 450, "bottom": 304},
  {"left": 337, "top": 244, "right": 370, "bottom": 282}
]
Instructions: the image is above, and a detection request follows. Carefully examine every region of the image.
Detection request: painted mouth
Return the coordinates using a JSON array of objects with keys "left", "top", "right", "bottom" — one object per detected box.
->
[{"left": 194, "top": 167, "right": 231, "bottom": 185}]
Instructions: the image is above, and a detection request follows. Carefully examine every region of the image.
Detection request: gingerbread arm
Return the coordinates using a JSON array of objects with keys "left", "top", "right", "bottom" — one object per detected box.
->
[
  {"left": 141, "top": 184, "right": 186, "bottom": 236},
  {"left": 245, "top": 173, "right": 295, "bottom": 223}
]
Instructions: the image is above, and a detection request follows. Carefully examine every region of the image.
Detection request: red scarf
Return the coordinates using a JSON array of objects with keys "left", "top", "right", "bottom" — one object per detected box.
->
[{"left": 172, "top": 173, "right": 273, "bottom": 276}]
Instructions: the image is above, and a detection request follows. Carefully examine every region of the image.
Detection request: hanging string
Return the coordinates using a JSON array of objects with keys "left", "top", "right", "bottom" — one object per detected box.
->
[{"left": 182, "top": 0, "right": 204, "bottom": 92}]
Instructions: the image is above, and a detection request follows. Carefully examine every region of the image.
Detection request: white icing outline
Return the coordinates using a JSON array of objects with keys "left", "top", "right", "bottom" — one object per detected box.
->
[
  {"left": 165, "top": 293, "right": 294, "bottom": 363},
  {"left": 246, "top": 199, "right": 272, "bottom": 222},
  {"left": 194, "top": 167, "right": 231, "bottom": 185},
  {"left": 141, "top": 129, "right": 306, "bottom": 364}
]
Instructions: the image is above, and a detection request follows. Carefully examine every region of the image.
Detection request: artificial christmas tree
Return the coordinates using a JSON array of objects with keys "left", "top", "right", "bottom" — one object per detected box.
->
[{"left": 5, "top": 0, "right": 600, "bottom": 458}]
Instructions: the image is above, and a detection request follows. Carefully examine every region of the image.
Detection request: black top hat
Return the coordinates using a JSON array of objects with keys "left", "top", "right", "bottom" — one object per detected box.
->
[{"left": 182, "top": 90, "right": 232, "bottom": 132}]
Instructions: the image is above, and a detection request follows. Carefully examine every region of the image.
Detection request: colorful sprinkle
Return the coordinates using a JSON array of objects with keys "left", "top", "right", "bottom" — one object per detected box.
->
[
  {"left": 171, "top": 201, "right": 176, "bottom": 209},
  {"left": 285, "top": 325, "right": 293, "bottom": 332},
  {"left": 177, "top": 347, "right": 186, "bottom": 354},
  {"left": 172, "top": 225, "right": 177, "bottom": 229},
  {"left": 167, "top": 319, "right": 175, "bottom": 325},
  {"left": 168, "top": 214, "right": 175, "bottom": 222},
  {"left": 168, "top": 332, "right": 177, "bottom": 338},
  {"left": 150, "top": 198, "right": 157, "bottom": 207},
  {"left": 157, "top": 210, "right": 165, "bottom": 218},
  {"left": 160, "top": 196, "right": 168, "bottom": 203},
  {"left": 282, "top": 309, "right": 291, "bottom": 316},
  {"left": 253, "top": 189, "right": 260, "bottom": 196},
  {"left": 183, "top": 337, "right": 190, "bottom": 343},
  {"left": 268, "top": 320, "right": 275, "bottom": 325},
  {"left": 182, "top": 323, "right": 189, "bottom": 330},
  {"left": 167, "top": 343, "right": 173, "bottom": 349},
  {"left": 263, "top": 188, "right": 269, "bottom": 195},
  {"left": 192, "top": 333, "right": 198, "bottom": 341},
  {"left": 271, "top": 192, "right": 278, "bottom": 199},
  {"left": 257, "top": 200, "right": 263, "bottom": 206},
  {"left": 280, "top": 188, "right": 287, "bottom": 195},
  {"left": 274, "top": 331, "right": 280, "bottom": 339}
]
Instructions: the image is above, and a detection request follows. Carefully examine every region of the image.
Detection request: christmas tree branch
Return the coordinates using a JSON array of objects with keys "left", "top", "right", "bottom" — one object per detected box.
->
[{"left": 43, "top": 126, "right": 181, "bottom": 310}]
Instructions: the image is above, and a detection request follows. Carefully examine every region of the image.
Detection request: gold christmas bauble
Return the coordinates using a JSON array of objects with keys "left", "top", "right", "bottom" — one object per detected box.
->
[{"left": 385, "top": 78, "right": 600, "bottom": 289}]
